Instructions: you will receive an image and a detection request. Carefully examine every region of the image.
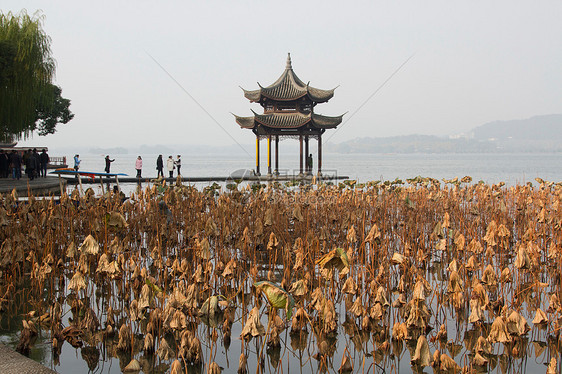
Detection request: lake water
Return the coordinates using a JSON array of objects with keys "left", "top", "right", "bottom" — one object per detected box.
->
[
  {"left": 3, "top": 151, "right": 562, "bottom": 373},
  {"left": 72, "top": 152, "right": 562, "bottom": 193}
]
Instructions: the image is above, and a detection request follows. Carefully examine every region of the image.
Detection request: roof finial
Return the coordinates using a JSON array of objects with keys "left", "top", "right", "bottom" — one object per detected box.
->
[{"left": 286, "top": 52, "right": 292, "bottom": 69}]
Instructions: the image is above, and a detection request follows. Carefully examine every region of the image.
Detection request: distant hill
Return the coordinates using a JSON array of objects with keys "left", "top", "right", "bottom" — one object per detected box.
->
[
  {"left": 472, "top": 114, "right": 562, "bottom": 141},
  {"left": 326, "top": 114, "right": 562, "bottom": 153}
]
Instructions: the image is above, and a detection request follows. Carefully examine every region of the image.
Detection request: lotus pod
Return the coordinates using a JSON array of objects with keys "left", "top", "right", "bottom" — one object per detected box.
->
[
  {"left": 254, "top": 281, "right": 295, "bottom": 318},
  {"left": 411, "top": 335, "right": 431, "bottom": 367},
  {"left": 79, "top": 234, "right": 99, "bottom": 255}
]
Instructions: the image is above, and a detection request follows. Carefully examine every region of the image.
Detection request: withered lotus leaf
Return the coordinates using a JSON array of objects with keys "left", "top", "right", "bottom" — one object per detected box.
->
[
  {"left": 390, "top": 252, "right": 404, "bottom": 265},
  {"left": 473, "top": 336, "right": 491, "bottom": 355},
  {"left": 447, "top": 271, "right": 463, "bottom": 293},
  {"left": 316, "top": 247, "right": 349, "bottom": 274},
  {"left": 481, "top": 264, "right": 497, "bottom": 287},
  {"left": 500, "top": 267, "right": 512, "bottom": 283},
  {"left": 473, "top": 352, "right": 488, "bottom": 366},
  {"left": 532, "top": 308, "right": 548, "bottom": 325},
  {"left": 240, "top": 306, "right": 265, "bottom": 338},
  {"left": 238, "top": 353, "right": 247, "bottom": 374},
  {"left": 67, "top": 271, "right": 86, "bottom": 292},
  {"left": 105, "top": 212, "right": 128, "bottom": 228},
  {"left": 487, "top": 317, "right": 511, "bottom": 344},
  {"left": 289, "top": 279, "right": 309, "bottom": 296},
  {"left": 439, "top": 353, "right": 460, "bottom": 372},
  {"left": 156, "top": 338, "right": 174, "bottom": 360},
  {"left": 410, "top": 335, "right": 431, "bottom": 367},
  {"left": 342, "top": 277, "right": 357, "bottom": 295},
  {"left": 547, "top": 357, "right": 557, "bottom": 374},
  {"left": 254, "top": 281, "right": 295, "bottom": 318},
  {"left": 514, "top": 244, "right": 531, "bottom": 270},
  {"left": 506, "top": 310, "right": 530, "bottom": 336},
  {"left": 170, "top": 359, "right": 182, "bottom": 374},
  {"left": 122, "top": 359, "right": 141, "bottom": 372},
  {"left": 78, "top": 234, "right": 99, "bottom": 255}
]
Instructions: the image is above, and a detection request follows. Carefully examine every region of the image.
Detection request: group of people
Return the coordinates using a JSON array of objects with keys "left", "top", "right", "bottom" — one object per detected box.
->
[
  {"left": 96, "top": 154, "right": 182, "bottom": 179},
  {"left": 0, "top": 148, "right": 50, "bottom": 180},
  {"left": 155, "top": 155, "right": 181, "bottom": 178}
]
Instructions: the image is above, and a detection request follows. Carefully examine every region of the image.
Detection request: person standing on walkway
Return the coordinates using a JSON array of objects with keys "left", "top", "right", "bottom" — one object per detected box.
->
[
  {"left": 25, "top": 151, "right": 38, "bottom": 180},
  {"left": 32, "top": 149, "right": 41, "bottom": 178},
  {"left": 9, "top": 150, "right": 21, "bottom": 180},
  {"left": 135, "top": 156, "right": 143, "bottom": 178},
  {"left": 167, "top": 155, "right": 174, "bottom": 178},
  {"left": 40, "top": 149, "right": 49, "bottom": 177},
  {"left": 74, "top": 154, "right": 81, "bottom": 171},
  {"left": 156, "top": 155, "right": 164, "bottom": 178},
  {"left": 175, "top": 155, "right": 182, "bottom": 176},
  {"left": 0, "top": 150, "right": 8, "bottom": 178},
  {"left": 105, "top": 155, "right": 115, "bottom": 173}
]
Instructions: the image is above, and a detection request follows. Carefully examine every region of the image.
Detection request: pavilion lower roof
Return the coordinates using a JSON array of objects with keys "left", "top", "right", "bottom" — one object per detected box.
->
[{"left": 234, "top": 112, "right": 343, "bottom": 130}]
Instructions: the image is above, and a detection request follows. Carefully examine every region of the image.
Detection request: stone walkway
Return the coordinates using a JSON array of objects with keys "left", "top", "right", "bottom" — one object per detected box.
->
[
  {"left": 0, "top": 176, "right": 63, "bottom": 197},
  {"left": 0, "top": 343, "right": 56, "bottom": 373}
]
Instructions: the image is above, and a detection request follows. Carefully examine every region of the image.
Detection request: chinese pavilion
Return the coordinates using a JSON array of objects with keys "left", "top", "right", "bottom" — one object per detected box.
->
[{"left": 234, "top": 54, "right": 344, "bottom": 176}]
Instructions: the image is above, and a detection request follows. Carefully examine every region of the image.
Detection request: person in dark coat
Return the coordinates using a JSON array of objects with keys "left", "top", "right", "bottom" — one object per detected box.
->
[
  {"left": 40, "top": 149, "right": 50, "bottom": 177},
  {"left": 156, "top": 155, "right": 164, "bottom": 178},
  {"left": 0, "top": 150, "right": 8, "bottom": 178},
  {"left": 32, "top": 149, "right": 41, "bottom": 178},
  {"left": 9, "top": 150, "right": 21, "bottom": 180},
  {"left": 25, "top": 150, "right": 38, "bottom": 180},
  {"left": 105, "top": 155, "right": 115, "bottom": 173}
]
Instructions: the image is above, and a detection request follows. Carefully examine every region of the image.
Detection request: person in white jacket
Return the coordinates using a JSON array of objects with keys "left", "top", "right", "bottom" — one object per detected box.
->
[{"left": 167, "top": 155, "right": 175, "bottom": 178}]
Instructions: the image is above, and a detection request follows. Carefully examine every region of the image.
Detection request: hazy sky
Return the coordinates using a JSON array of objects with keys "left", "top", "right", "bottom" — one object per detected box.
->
[{"left": 4, "top": 0, "right": 561, "bottom": 149}]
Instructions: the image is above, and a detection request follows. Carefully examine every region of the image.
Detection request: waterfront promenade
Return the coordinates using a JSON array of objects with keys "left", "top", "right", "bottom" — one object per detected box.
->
[{"left": 0, "top": 176, "right": 62, "bottom": 197}]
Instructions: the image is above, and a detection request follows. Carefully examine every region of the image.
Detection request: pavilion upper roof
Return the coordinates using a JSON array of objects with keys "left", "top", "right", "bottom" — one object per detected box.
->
[
  {"left": 234, "top": 111, "right": 343, "bottom": 130},
  {"left": 242, "top": 54, "right": 336, "bottom": 103}
]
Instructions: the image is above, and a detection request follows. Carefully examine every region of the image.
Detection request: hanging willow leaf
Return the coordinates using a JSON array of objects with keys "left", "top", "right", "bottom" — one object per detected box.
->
[{"left": 254, "top": 281, "right": 295, "bottom": 318}]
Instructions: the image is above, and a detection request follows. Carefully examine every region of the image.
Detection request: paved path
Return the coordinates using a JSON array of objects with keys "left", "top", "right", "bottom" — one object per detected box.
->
[
  {"left": 0, "top": 176, "right": 63, "bottom": 197},
  {"left": 0, "top": 343, "right": 56, "bottom": 373}
]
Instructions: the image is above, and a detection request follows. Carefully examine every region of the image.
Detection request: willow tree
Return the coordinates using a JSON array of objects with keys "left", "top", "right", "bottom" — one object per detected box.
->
[{"left": 0, "top": 10, "right": 71, "bottom": 142}]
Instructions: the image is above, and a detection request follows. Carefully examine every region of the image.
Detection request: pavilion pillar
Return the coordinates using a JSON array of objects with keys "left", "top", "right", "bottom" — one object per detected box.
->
[
  {"left": 299, "top": 135, "right": 303, "bottom": 175},
  {"left": 267, "top": 135, "right": 272, "bottom": 175},
  {"left": 255, "top": 136, "right": 260, "bottom": 176},
  {"left": 305, "top": 135, "right": 310, "bottom": 174},
  {"left": 318, "top": 134, "right": 322, "bottom": 176},
  {"left": 275, "top": 135, "right": 279, "bottom": 175}
]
